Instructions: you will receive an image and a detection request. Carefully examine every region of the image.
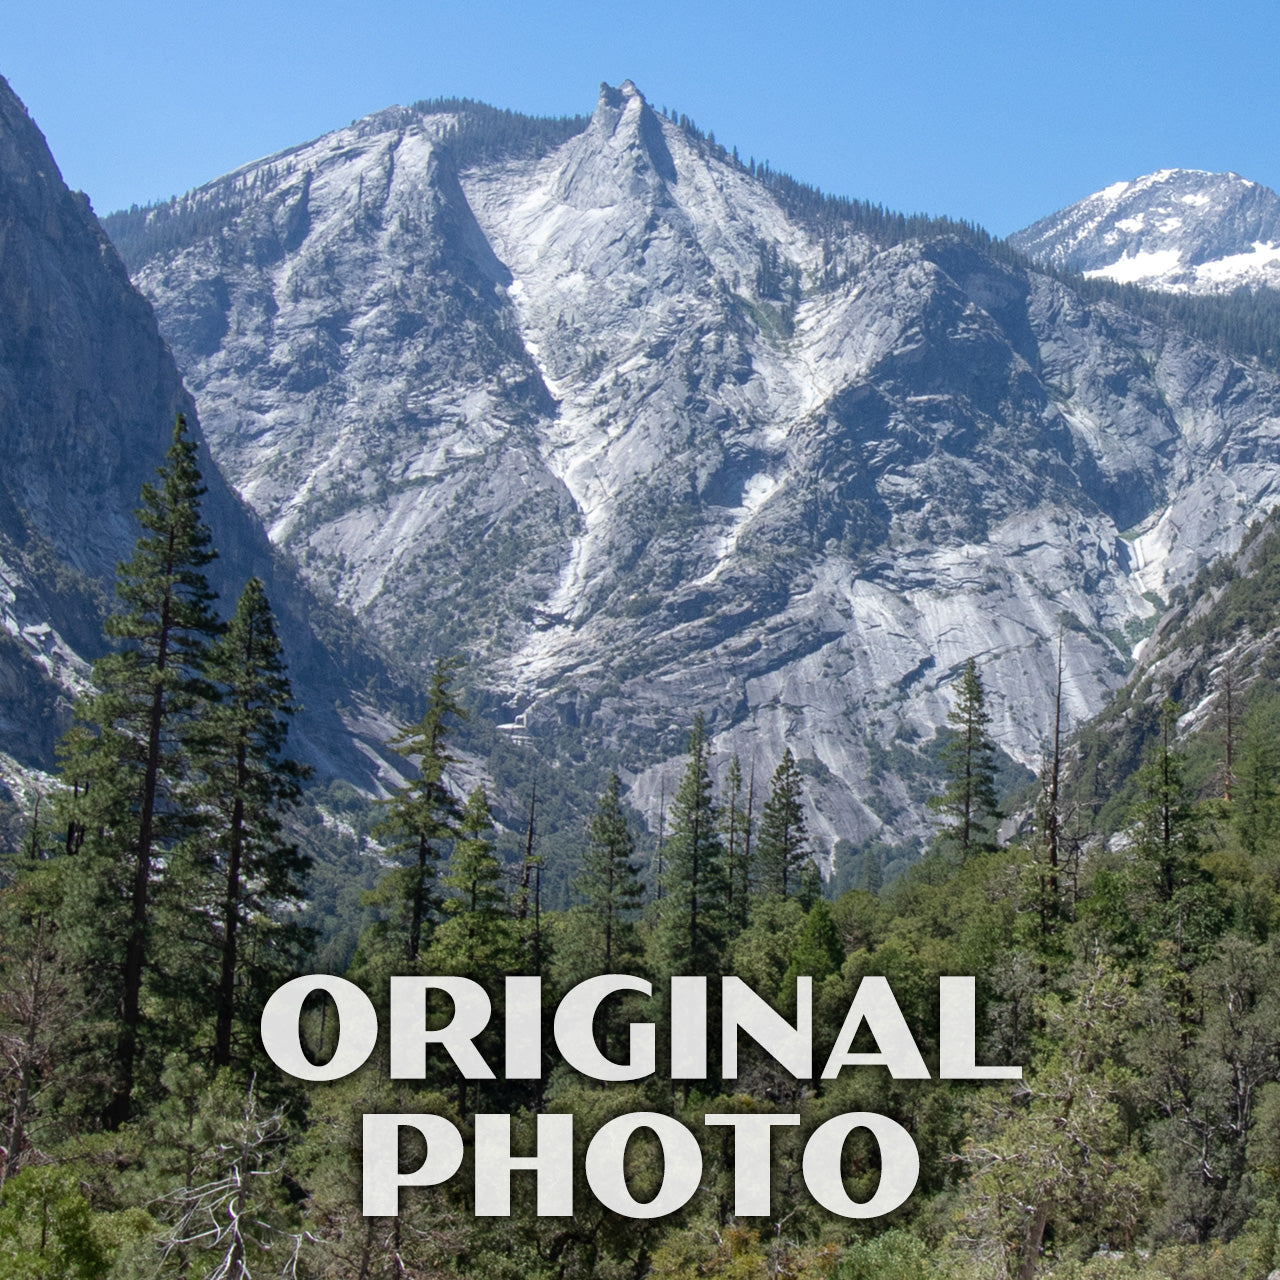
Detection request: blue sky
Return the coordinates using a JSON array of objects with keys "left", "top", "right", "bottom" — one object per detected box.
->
[{"left": 5, "top": 0, "right": 1279, "bottom": 236}]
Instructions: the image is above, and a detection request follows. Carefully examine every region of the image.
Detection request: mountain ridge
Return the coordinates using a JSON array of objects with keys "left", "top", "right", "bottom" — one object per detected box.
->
[
  {"left": 87, "top": 80, "right": 1280, "bottom": 859},
  {"left": 1011, "top": 168, "right": 1280, "bottom": 293},
  {"left": 0, "top": 72, "right": 407, "bottom": 794}
]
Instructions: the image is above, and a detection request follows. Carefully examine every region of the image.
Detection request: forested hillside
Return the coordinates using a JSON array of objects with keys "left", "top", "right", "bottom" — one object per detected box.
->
[
  {"left": 8, "top": 71, "right": 1280, "bottom": 1279},
  {"left": 4, "top": 405, "right": 1280, "bottom": 1280}
]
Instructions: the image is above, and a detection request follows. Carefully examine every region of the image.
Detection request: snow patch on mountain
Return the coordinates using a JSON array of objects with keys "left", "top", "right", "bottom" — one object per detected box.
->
[
  {"left": 1012, "top": 169, "right": 1280, "bottom": 293},
  {"left": 1085, "top": 248, "right": 1183, "bottom": 285}
]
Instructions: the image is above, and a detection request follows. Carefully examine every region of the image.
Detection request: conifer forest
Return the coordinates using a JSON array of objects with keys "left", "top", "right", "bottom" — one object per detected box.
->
[
  {"left": 5, "top": 408, "right": 1280, "bottom": 1280},
  {"left": 10, "top": 65, "right": 1280, "bottom": 1280}
]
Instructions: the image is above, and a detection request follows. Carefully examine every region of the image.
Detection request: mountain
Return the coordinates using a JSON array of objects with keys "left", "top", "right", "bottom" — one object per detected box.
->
[
  {"left": 1010, "top": 169, "right": 1280, "bottom": 293},
  {"left": 1058, "top": 501, "right": 1280, "bottom": 841},
  {"left": 101, "top": 82, "right": 1280, "bottom": 859},
  {"left": 0, "top": 74, "right": 400, "bottom": 802}
]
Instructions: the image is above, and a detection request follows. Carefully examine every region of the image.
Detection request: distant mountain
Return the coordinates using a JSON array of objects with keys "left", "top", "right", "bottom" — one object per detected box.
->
[
  {"left": 1011, "top": 169, "right": 1280, "bottom": 293},
  {"left": 94, "top": 81, "right": 1280, "bottom": 860},
  {"left": 0, "top": 74, "right": 399, "bottom": 798}
]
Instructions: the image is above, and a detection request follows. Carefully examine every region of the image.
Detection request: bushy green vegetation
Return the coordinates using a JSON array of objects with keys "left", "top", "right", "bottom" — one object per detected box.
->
[
  {"left": 7, "top": 419, "right": 1280, "bottom": 1279},
  {"left": 7, "top": 465, "right": 1280, "bottom": 1274}
]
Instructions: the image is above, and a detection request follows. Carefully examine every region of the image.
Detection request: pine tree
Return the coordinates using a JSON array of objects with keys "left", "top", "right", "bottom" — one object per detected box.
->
[
  {"left": 57, "top": 413, "right": 221, "bottom": 1126},
  {"left": 513, "top": 784, "right": 547, "bottom": 976},
  {"left": 721, "top": 756, "right": 752, "bottom": 932},
  {"left": 754, "top": 748, "right": 809, "bottom": 898},
  {"left": 1131, "top": 699, "right": 1200, "bottom": 905},
  {"left": 860, "top": 843, "right": 883, "bottom": 895},
  {"left": 429, "top": 785, "right": 517, "bottom": 981},
  {"left": 367, "top": 659, "right": 465, "bottom": 966},
  {"left": 178, "top": 578, "right": 311, "bottom": 1071},
  {"left": 654, "top": 714, "right": 728, "bottom": 979},
  {"left": 930, "top": 657, "right": 1000, "bottom": 859},
  {"left": 553, "top": 774, "right": 646, "bottom": 1059},
  {"left": 781, "top": 897, "right": 844, "bottom": 995},
  {"left": 0, "top": 876, "right": 84, "bottom": 1189},
  {"left": 1233, "top": 697, "right": 1280, "bottom": 857},
  {"left": 124, "top": 1068, "right": 301, "bottom": 1276},
  {"left": 573, "top": 773, "right": 645, "bottom": 974},
  {"left": 417, "top": 785, "right": 516, "bottom": 1114}
]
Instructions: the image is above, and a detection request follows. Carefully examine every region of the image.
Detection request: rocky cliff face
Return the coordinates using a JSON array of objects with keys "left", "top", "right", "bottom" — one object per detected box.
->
[
  {"left": 0, "top": 75, "right": 395, "bottom": 790},
  {"left": 1010, "top": 169, "right": 1280, "bottom": 293},
  {"left": 107, "top": 83, "right": 1280, "bottom": 856},
  {"left": 1044, "top": 500, "right": 1280, "bottom": 849}
]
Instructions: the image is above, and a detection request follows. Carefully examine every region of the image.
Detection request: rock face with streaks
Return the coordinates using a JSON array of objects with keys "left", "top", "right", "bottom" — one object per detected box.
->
[
  {"left": 106, "top": 82, "right": 1280, "bottom": 855},
  {"left": 1011, "top": 169, "right": 1280, "bottom": 293},
  {"left": 0, "top": 74, "right": 394, "bottom": 790}
]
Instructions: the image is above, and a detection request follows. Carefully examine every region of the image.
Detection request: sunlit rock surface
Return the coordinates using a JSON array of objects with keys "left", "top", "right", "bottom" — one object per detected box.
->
[{"left": 114, "top": 84, "right": 1280, "bottom": 853}]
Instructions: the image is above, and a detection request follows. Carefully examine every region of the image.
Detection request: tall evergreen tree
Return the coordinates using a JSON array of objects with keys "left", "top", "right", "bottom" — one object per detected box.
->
[
  {"left": 513, "top": 784, "right": 547, "bottom": 977},
  {"left": 179, "top": 578, "right": 311, "bottom": 1071},
  {"left": 654, "top": 714, "right": 728, "bottom": 979},
  {"left": 781, "top": 897, "right": 844, "bottom": 994},
  {"left": 930, "top": 657, "right": 1000, "bottom": 859},
  {"left": 1131, "top": 699, "right": 1201, "bottom": 905},
  {"left": 422, "top": 785, "right": 517, "bottom": 1113},
  {"left": 367, "top": 659, "right": 465, "bottom": 966},
  {"left": 754, "top": 748, "right": 809, "bottom": 898},
  {"left": 57, "top": 414, "right": 221, "bottom": 1126},
  {"left": 573, "top": 773, "right": 645, "bottom": 974},
  {"left": 554, "top": 773, "right": 646, "bottom": 1060},
  {"left": 428, "top": 785, "right": 518, "bottom": 982},
  {"left": 1232, "top": 697, "right": 1280, "bottom": 858},
  {"left": 721, "top": 755, "right": 752, "bottom": 932}
]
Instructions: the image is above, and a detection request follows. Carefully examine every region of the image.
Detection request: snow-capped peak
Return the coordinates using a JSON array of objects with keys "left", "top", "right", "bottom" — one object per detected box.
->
[{"left": 1010, "top": 168, "right": 1280, "bottom": 293}]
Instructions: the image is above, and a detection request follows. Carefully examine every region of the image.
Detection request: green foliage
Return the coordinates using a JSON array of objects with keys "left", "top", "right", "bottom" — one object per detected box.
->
[
  {"left": 109, "top": 1063, "right": 303, "bottom": 1278},
  {"left": 427, "top": 784, "right": 518, "bottom": 982},
  {"left": 0, "top": 1165, "right": 112, "bottom": 1278},
  {"left": 1131, "top": 704, "right": 1197, "bottom": 868},
  {"left": 782, "top": 898, "right": 845, "bottom": 993},
  {"left": 54, "top": 414, "right": 222, "bottom": 1126},
  {"left": 727, "top": 894, "right": 807, "bottom": 998},
  {"left": 1233, "top": 692, "right": 1280, "bottom": 857},
  {"left": 362, "top": 658, "right": 466, "bottom": 969},
  {"left": 754, "top": 747, "right": 810, "bottom": 898},
  {"left": 955, "top": 963, "right": 1157, "bottom": 1277},
  {"left": 557, "top": 773, "right": 646, "bottom": 992},
  {"left": 928, "top": 658, "right": 999, "bottom": 859},
  {"left": 7, "top": 386, "right": 1280, "bottom": 1275},
  {"left": 720, "top": 755, "right": 753, "bottom": 932},
  {"left": 173, "top": 576, "right": 312, "bottom": 1072},
  {"left": 836, "top": 1228, "right": 934, "bottom": 1280},
  {"left": 652, "top": 713, "right": 729, "bottom": 980},
  {"left": 1137, "top": 936, "right": 1280, "bottom": 1242}
]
